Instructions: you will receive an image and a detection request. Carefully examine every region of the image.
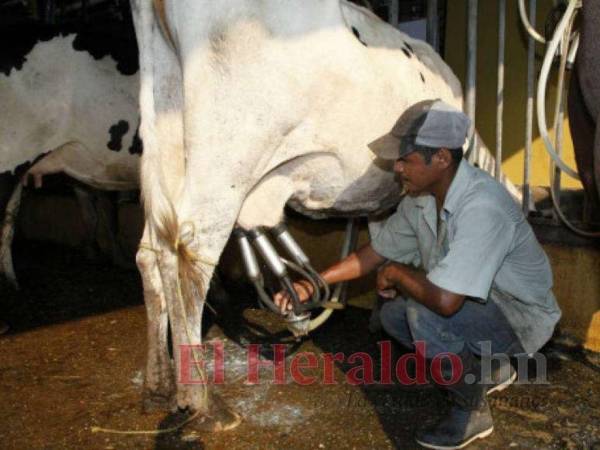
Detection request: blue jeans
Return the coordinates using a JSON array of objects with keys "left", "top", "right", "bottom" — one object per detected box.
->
[{"left": 380, "top": 297, "right": 524, "bottom": 359}]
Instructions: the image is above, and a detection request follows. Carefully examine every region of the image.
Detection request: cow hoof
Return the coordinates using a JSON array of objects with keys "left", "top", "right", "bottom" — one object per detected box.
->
[
  {"left": 190, "top": 394, "right": 242, "bottom": 432},
  {"left": 142, "top": 390, "right": 176, "bottom": 413}
]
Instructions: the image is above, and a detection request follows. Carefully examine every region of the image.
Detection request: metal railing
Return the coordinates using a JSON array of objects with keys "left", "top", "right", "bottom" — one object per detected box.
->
[
  {"left": 524, "top": 0, "right": 536, "bottom": 216},
  {"left": 403, "top": 0, "right": 596, "bottom": 237}
]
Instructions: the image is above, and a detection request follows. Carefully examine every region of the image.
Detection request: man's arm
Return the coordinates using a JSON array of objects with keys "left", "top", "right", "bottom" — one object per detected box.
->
[
  {"left": 321, "top": 242, "right": 386, "bottom": 285},
  {"left": 377, "top": 262, "right": 465, "bottom": 316},
  {"left": 274, "top": 243, "right": 386, "bottom": 312}
]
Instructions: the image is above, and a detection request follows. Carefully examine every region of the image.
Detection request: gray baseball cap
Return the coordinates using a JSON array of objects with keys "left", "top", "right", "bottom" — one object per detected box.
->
[{"left": 368, "top": 99, "right": 471, "bottom": 160}]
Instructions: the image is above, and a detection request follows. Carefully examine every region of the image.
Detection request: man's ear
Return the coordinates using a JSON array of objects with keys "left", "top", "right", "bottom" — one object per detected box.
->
[{"left": 435, "top": 148, "right": 452, "bottom": 168}]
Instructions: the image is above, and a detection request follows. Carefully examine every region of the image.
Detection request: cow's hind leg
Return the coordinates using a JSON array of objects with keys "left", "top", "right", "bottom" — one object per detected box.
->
[
  {"left": 134, "top": 20, "right": 240, "bottom": 429},
  {"left": 151, "top": 148, "right": 247, "bottom": 424},
  {"left": 136, "top": 226, "right": 175, "bottom": 411},
  {"left": 155, "top": 243, "right": 242, "bottom": 430}
]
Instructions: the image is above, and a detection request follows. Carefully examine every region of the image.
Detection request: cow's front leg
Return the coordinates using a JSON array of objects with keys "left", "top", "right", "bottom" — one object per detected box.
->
[
  {"left": 94, "top": 191, "right": 132, "bottom": 268},
  {"left": 74, "top": 186, "right": 128, "bottom": 266},
  {"left": 136, "top": 226, "right": 175, "bottom": 411},
  {"left": 73, "top": 187, "right": 101, "bottom": 261}
]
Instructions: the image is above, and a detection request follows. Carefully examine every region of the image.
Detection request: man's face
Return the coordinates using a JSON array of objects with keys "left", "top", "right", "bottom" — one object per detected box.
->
[{"left": 393, "top": 150, "right": 441, "bottom": 196}]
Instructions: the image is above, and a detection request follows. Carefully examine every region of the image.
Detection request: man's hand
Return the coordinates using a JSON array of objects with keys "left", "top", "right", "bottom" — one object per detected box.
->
[
  {"left": 272, "top": 243, "right": 386, "bottom": 314},
  {"left": 273, "top": 279, "right": 314, "bottom": 314},
  {"left": 376, "top": 263, "right": 399, "bottom": 299},
  {"left": 376, "top": 262, "right": 466, "bottom": 316}
]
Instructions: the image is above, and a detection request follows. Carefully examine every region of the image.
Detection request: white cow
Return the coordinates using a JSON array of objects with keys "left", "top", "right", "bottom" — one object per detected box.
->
[
  {"left": 131, "top": 0, "right": 517, "bottom": 425},
  {"left": 0, "top": 32, "right": 141, "bottom": 284}
]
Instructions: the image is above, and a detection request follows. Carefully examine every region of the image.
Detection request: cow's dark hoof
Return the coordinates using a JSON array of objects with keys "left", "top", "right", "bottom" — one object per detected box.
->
[{"left": 0, "top": 320, "right": 9, "bottom": 335}]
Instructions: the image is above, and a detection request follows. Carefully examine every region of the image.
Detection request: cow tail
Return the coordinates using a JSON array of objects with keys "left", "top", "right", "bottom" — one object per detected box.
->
[
  {"left": 0, "top": 182, "right": 23, "bottom": 289},
  {"left": 133, "top": 0, "right": 176, "bottom": 245},
  {"left": 134, "top": 1, "right": 208, "bottom": 308}
]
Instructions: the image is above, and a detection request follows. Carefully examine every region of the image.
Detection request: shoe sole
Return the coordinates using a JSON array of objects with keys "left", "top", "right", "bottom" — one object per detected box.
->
[
  {"left": 487, "top": 370, "right": 517, "bottom": 395},
  {"left": 415, "top": 426, "right": 494, "bottom": 449}
]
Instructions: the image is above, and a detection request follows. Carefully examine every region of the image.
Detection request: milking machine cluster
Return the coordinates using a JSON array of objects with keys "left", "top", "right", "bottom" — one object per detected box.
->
[{"left": 234, "top": 223, "right": 341, "bottom": 338}]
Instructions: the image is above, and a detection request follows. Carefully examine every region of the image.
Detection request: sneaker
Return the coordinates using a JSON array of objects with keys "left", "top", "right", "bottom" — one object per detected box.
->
[
  {"left": 415, "top": 401, "right": 494, "bottom": 449},
  {"left": 486, "top": 359, "right": 517, "bottom": 395}
]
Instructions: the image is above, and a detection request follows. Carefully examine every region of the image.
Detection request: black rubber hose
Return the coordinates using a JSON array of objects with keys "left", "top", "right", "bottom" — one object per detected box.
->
[{"left": 252, "top": 280, "right": 282, "bottom": 315}]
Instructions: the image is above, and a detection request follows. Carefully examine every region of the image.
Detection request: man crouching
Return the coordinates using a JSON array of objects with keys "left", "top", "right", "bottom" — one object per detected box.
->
[{"left": 275, "top": 99, "right": 561, "bottom": 449}]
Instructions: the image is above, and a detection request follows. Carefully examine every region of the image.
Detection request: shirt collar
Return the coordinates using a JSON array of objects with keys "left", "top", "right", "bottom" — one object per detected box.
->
[{"left": 442, "top": 159, "right": 473, "bottom": 217}]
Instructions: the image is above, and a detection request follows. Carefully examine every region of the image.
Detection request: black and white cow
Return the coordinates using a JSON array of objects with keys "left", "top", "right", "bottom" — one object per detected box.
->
[{"left": 0, "top": 26, "right": 141, "bottom": 285}]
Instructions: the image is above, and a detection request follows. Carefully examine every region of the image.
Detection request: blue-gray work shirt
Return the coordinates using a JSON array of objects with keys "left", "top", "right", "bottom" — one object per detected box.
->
[{"left": 371, "top": 159, "right": 561, "bottom": 354}]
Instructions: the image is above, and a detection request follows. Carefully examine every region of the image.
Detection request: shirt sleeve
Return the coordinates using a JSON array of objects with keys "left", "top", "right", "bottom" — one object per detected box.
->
[
  {"left": 371, "top": 200, "right": 420, "bottom": 265},
  {"left": 427, "top": 204, "right": 515, "bottom": 300}
]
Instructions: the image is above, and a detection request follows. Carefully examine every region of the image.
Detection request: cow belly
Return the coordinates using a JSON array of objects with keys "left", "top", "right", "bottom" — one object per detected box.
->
[{"left": 26, "top": 142, "right": 140, "bottom": 191}]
